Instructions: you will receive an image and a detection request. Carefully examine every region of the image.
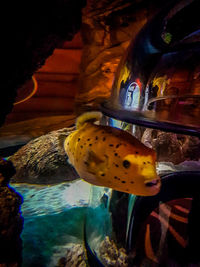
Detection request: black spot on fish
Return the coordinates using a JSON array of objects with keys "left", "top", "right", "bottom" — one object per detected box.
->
[
  {"left": 147, "top": 161, "right": 151, "bottom": 164},
  {"left": 78, "top": 138, "right": 80, "bottom": 142},
  {"left": 135, "top": 151, "right": 139, "bottom": 154},
  {"left": 101, "top": 173, "right": 105, "bottom": 176},
  {"left": 143, "top": 162, "right": 146, "bottom": 165},
  {"left": 114, "top": 153, "right": 118, "bottom": 157},
  {"left": 95, "top": 136, "right": 98, "bottom": 140},
  {"left": 116, "top": 144, "right": 121, "bottom": 148},
  {"left": 109, "top": 144, "right": 114, "bottom": 147},
  {"left": 103, "top": 137, "right": 106, "bottom": 141},
  {"left": 114, "top": 176, "right": 120, "bottom": 180},
  {"left": 121, "top": 181, "right": 126, "bottom": 184},
  {"left": 81, "top": 145, "right": 83, "bottom": 149},
  {"left": 123, "top": 160, "right": 130, "bottom": 169},
  {"left": 87, "top": 138, "right": 90, "bottom": 141},
  {"left": 115, "top": 164, "right": 119, "bottom": 167},
  {"left": 89, "top": 144, "right": 92, "bottom": 146},
  {"left": 84, "top": 161, "right": 89, "bottom": 166}
]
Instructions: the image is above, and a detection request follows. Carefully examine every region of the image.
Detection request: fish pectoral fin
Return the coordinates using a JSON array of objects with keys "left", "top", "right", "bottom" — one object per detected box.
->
[
  {"left": 86, "top": 151, "right": 107, "bottom": 175},
  {"left": 88, "top": 151, "right": 104, "bottom": 165}
]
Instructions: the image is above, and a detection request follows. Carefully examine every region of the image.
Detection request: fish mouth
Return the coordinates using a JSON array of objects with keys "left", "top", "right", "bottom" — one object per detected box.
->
[{"left": 144, "top": 179, "right": 161, "bottom": 189}]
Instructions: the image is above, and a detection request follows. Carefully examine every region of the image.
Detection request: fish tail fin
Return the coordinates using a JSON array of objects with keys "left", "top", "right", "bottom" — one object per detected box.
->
[{"left": 76, "top": 111, "right": 102, "bottom": 129}]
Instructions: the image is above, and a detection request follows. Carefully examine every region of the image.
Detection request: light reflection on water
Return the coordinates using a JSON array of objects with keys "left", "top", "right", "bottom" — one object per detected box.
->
[{"left": 11, "top": 180, "right": 91, "bottom": 217}]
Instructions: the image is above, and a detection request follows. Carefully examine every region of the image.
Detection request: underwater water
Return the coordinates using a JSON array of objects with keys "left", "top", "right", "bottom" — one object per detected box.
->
[
  {"left": 85, "top": 186, "right": 113, "bottom": 256},
  {"left": 11, "top": 180, "right": 91, "bottom": 267}
]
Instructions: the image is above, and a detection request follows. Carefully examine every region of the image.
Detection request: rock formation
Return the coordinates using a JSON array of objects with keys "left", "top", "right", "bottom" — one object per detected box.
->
[
  {"left": 0, "top": 159, "right": 23, "bottom": 266},
  {"left": 141, "top": 129, "right": 200, "bottom": 164},
  {"left": 0, "top": 0, "right": 86, "bottom": 127},
  {"left": 0, "top": 1, "right": 86, "bottom": 265},
  {"left": 9, "top": 127, "right": 79, "bottom": 185}
]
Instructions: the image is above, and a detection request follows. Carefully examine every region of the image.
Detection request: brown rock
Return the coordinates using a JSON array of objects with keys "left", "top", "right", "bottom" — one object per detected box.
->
[
  {"left": 141, "top": 129, "right": 200, "bottom": 164},
  {"left": 0, "top": 159, "right": 16, "bottom": 186},
  {"left": 181, "top": 136, "right": 200, "bottom": 161},
  {"left": 0, "top": 159, "right": 23, "bottom": 265},
  {"left": 9, "top": 127, "right": 79, "bottom": 184},
  {"left": 142, "top": 129, "right": 184, "bottom": 164}
]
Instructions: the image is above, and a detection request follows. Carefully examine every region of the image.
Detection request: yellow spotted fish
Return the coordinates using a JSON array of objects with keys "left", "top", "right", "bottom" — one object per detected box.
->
[{"left": 64, "top": 112, "right": 161, "bottom": 196}]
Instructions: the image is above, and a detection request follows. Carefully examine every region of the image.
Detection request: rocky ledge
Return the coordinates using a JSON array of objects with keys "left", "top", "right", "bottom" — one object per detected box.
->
[{"left": 0, "top": 158, "right": 23, "bottom": 266}]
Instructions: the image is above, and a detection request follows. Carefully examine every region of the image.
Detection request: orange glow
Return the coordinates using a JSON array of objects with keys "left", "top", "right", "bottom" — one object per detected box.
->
[
  {"left": 160, "top": 204, "right": 188, "bottom": 223},
  {"left": 145, "top": 224, "right": 158, "bottom": 263},
  {"left": 151, "top": 211, "right": 187, "bottom": 248},
  {"left": 14, "top": 76, "right": 38, "bottom": 105}
]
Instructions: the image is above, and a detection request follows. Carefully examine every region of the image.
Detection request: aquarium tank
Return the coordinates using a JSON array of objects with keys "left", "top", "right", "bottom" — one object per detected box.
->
[{"left": 85, "top": 0, "right": 200, "bottom": 266}]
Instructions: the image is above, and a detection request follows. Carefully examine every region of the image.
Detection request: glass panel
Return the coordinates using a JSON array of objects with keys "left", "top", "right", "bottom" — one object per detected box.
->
[
  {"left": 85, "top": 116, "right": 200, "bottom": 265},
  {"left": 104, "top": 0, "right": 200, "bottom": 132},
  {"left": 85, "top": 186, "right": 113, "bottom": 258},
  {"left": 130, "top": 198, "right": 195, "bottom": 266}
]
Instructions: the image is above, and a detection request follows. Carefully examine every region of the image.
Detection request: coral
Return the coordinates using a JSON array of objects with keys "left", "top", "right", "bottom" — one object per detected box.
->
[
  {"left": 99, "top": 236, "right": 128, "bottom": 267},
  {"left": 56, "top": 244, "right": 87, "bottom": 267}
]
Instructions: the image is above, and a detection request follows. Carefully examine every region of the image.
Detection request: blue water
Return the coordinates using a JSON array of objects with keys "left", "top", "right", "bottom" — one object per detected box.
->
[
  {"left": 12, "top": 180, "right": 91, "bottom": 267},
  {"left": 22, "top": 208, "right": 87, "bottom": 267}
]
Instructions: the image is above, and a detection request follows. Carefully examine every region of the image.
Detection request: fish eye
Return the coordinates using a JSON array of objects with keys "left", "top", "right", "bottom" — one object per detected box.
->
[{"left": 123, "top": 160, "right": 131, "bottom": 169}]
